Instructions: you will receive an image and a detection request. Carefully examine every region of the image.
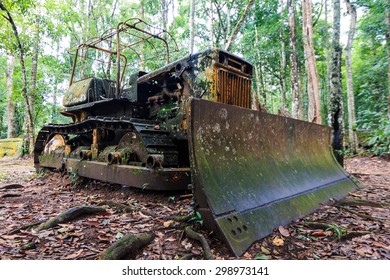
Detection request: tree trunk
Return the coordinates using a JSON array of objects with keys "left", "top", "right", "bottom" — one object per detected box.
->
[
  {"left": 6, "top": 54, "right": 16, "bottom": 138},
  {"left": 386, "top": 8, "right": 390, "bottom": 119},
  {"left": 325, "top": 0, "right": 332, "bottom": 119},
  {"left": 140, "top": 0, "right": 145, "bottom": 71},
  {"left": 0, "top": 2, "right": 35, "bottom": 154},
  {"left": 302, "top": 0, "right": 322, "bottom": 124},
  {"left": 329, "top": 0, "right": 344, "bottom": 165},
  {"left": 189, "top": 0, "right": 195, "bottom": 53},
  {"left": 345, "top": 0, "right": 358, "bottom": 153},
  {"left": 255, "top": 26, "right": 267, "bottom": 108},
  {"left": 29, "top": 18, "right": 40, "bottom": 126},
  {"left": 279, "top": 0, "right": 287, "bottom": 110},
  {"left": 209, "top": 0, "right": 214, "bottom": 47},
  {"left": 225, "top": 0, "right": 255, "bottom": 51},
  {"left": 288, "top": 0, "right": 301, "bottom": 119}
]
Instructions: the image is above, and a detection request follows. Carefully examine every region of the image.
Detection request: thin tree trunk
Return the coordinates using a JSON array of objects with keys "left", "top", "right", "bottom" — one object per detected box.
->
[
  {"left": 279, "top": 0, "right": 287, "bottom": 110},
  {"left": 302, "top": 0, "right": 322, "bottom": 124},
  {"left": 255, "top": 26, "right": 267, "bottom": 108},
  {"left": 325, "top": 0, "right": 332, "bottom": 119},
  {"left": 225, "top": 0, "right": 255, "bottom": 51},
  {"left": 189, "top": 0, "right": 195, "bottom": 53},
  {"left": 0, "top": 2, "right": 35, "bottom": 154},
  {"left": 386, "top": 8, "right": 390, "bottom": 119},
  {"left": 288, "top": 0, "right": 301, "bottom": 119},
  {"left": 6, "top": 54, "right": 16, "bottom": 138},
  {"left": 29, "top": 17, "right": 40, "bottom": 126},
  {"left": 329, "top": 0, "right": 344, "bottom": 165},
  {"left": 209, "top": 0, "right": 214, "bottom": 47},
  {"left": 345, "top": 0, "right": 358, "bottom": 153},
  {"left": 140, "top": 0, "right": 145, "bottom": 71}
]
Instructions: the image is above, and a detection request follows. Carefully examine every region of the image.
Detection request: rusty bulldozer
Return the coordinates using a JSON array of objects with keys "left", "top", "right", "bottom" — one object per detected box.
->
[{"left": 34, "top": 19, "right": 361, "bottom": 256}]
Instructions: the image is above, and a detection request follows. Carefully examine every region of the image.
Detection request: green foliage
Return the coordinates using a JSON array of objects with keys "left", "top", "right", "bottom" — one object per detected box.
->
[
  {"left": 0, "top": 0, "right": 388, "bottom": 159},
  {"left": 189, "top": 211, "right": 203, "bottom": 226}
]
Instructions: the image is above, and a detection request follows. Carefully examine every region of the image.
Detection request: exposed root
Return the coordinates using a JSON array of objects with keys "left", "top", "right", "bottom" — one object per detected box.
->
[
  {"left": 337, "top": 199, "right": 389, "bottom": 208},
  {"left": 337, "top": 206, "right": 384, "bottom": 223},
  {"left": 35, "top": 205, "right": 107, "bottom": 232},
  {"left": 98, "top": 200, "right": 134, "bottom": 213},
  {"left": 99, "top": 200, "right": 192, "bottom": 222},
  {"left": 0, "top": 184, "right": 24, "bottom": 190},
  {"left": 8, "top": 221, "right": 43, "bottom": 234},
  {"left": 184, "top": 226, "right": 213, "bottom": 260},
  {"left": 341, "top": 231, "right": 372, "bottom": 240},
  {"left": 180, "top": 253, "right": 194, "bottom": 260},
  {"left": 100, "top": 232, "right": 155, "bottom": 260},
  {"left": 1, "top": 193, "right": 22, "bottom": 198}
]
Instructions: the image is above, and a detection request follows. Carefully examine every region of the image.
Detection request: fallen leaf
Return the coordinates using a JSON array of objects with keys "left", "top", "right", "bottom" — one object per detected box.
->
[
  {"left": 165, "top": 237, "right": 176, "bottom": 242},
  {"left": 349, "top": 192, "right": 363, "bottom": 197},
  {"left": 63, "top": 249, "right": 84, "bottom": 260},
  {"left": 255, "top": 253, "right": 270, "bottom": 260},
  {"left": 272, "top": 237, "right": 284, "bottom": 247},
  {"left": 163, "top": 220, "right": 174, "bottom": 228},
  {"left": 181, "top": 239, "right": 193, "bottom": 250},
  {"left": 57, "top": 227, "right": 69, "bottom": 233},
  {"left": 278, "top": 226, "right": 290, "bottom": 237},
  {"left": 261, "top": 246, "right": 271, "bottom": 255}
]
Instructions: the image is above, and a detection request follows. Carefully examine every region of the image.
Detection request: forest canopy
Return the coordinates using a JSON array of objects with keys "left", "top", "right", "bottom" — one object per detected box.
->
[{"left": 0, "top": 0, "right": 389, "bottom": 155}]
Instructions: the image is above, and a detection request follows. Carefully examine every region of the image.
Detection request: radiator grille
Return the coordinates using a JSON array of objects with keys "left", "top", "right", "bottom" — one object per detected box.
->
[{"left": 217, "top": 69, "right": 252, "bottom": 109}]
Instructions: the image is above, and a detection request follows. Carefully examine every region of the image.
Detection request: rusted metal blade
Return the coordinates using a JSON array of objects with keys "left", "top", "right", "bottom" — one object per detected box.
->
[{"left": 188, "top": 98, "right": 360, "bottom": 256}]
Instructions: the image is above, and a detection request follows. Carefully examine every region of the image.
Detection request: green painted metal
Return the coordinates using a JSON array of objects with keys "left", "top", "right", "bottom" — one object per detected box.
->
[{"left": 188, "top": 98, "right": 360, "bottom": 256}]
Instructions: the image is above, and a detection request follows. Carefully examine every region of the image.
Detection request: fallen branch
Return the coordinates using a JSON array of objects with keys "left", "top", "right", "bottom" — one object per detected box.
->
[
  {"left": 100, "top": 232, "right": 155, "bottom": 260},
  {"left": 337, "top": 199, "right": 389, "bottom": 208},
  {"left": 0, "top": 184, "right": 24, "bottom": 190},
  {"left": 35, "top": 206, "right": 107, "bottom": 232},
  {"left": 185, "top": 226, "right": 213, "bottom": 260}
]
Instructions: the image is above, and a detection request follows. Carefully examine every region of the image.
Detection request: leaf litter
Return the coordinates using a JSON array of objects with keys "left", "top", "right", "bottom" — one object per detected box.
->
[{"left": 0, "top": 155, "right": 388, "bottom": 260}]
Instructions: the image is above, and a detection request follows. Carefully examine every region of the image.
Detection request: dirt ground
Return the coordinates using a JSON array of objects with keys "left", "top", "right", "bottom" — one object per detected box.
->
[{"left": 0, "top": 155, "right": 388, "bottom": 260}]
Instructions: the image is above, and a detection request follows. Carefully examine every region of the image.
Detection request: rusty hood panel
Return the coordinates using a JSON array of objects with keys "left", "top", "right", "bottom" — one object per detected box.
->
[{"left": 188, "top": 98, "right": 360, "bottom": 256}]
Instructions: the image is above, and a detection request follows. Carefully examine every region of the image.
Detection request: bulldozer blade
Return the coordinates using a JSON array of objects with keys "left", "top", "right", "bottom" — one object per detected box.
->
[{"left": 188, "top": 98, "right": 361, "bottom": 256}]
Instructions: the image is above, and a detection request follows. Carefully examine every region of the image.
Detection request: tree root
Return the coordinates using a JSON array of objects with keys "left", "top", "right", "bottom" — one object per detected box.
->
[
  {"left": 98, "top": 200, "right": 134, "bottom": 213},
  {"left": 337, "top": 206, "right": 384, "bottom": 223},
  {"left": 184, "top": 226, "right": 213, "bottom": 260},
  {"left": 35, "top": 205, "right": 107, "bottom": 232},
  {"left": 302, "top": 222, "right": 374, "bottom": 241},
  {"left": 0, "top": 184, "right": 24, "bottom": 190},
  {"left": 1, "top": 193, "right": 22, "bottom": 198},
  {"left": 180, "top": 253, "right": 194, "bottom": 260},
  {"left": 98, "top": 200, "right": 192, "bottom": 222},
  {"left": 8, "top": 221, "right": 43, "bottom": 234},
  {"left": 337, "top": 199, "right": 389, "bottom": 208},
  {"left": 100, "top": 232, "right": 155, "bottom": 260}
]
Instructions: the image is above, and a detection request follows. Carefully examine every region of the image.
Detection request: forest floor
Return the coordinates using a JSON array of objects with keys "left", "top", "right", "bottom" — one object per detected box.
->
[{"left": 0, "top": 155, "right": 388, "bottom": 260}]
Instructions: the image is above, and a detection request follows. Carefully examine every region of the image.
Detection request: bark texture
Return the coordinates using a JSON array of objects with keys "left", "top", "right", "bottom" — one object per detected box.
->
[
  {"left": 100, "top": 233, "right": 154, "bottom": 260},
  {"left": 329, "top": 0, "right": 344, "bottom": 165},
  {"left": 6, "top": 54, "right": 16, "bottom": 138},
  {"left": 302, "top": 0, "right": 322, "bottom": 123},
  {"left": 287, "top": 0, "right": 301, "bottom": 119},
  {"left": 345, "top": 0, "right": 358, "bottom": 153}
]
